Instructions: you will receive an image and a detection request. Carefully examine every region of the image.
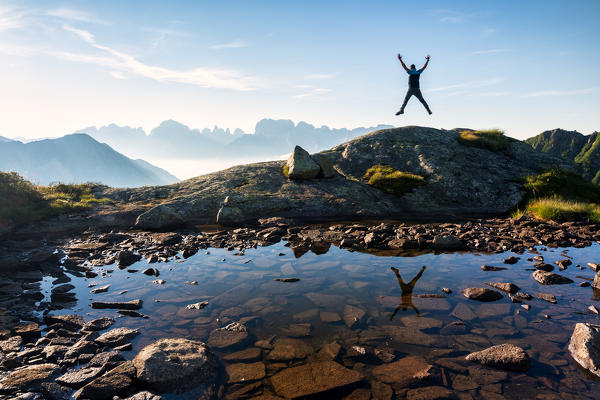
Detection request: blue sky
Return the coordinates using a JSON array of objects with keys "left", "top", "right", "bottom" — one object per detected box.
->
[{"left": 0, "top": 0, "right": 599, "bottom": 140}]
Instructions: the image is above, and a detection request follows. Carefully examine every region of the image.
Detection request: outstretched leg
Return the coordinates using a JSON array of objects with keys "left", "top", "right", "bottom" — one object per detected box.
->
[
  {"left": 413, "top": 89, "right": 432, "bottom": 114},
  {"left": 396, "top": 89, "right": 414, "bottom": 115},
  {"left": 407, "top": 266, "right": 426, "bottom": 288}
]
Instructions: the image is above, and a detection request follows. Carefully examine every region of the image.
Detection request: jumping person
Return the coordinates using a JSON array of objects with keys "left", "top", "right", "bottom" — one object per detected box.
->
[
  {"left": 396, "top": 54, "right": 432, "bottom": 115},
  {"left": 389, "top": 265, "right": 426, "bottom": 320}
]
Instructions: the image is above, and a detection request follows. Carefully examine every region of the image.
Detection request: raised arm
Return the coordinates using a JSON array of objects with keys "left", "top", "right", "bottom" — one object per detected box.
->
[
  {"left": 397, "top": 54, "right": 409, "bottom": 72},
  {"left": 421, "top": 54, "right": 430, "bottom": 71}
]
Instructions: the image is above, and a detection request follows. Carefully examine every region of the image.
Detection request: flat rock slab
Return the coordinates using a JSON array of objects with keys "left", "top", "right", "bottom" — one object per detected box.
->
[
  {"left": 223, "top": 348, "right": 262, "bottom": 362},
  {"left": 0, "top": 363, "right": 60, "bottom": 392},
  {"left": 406, "top": 386, "right": 458, "bottom": 400},
  {"left": 226, "top": 362, "right": 266, "bottom": 384},
  {"left": 466, "top": 343, "right": 530, "bottom": 372},
  {"left": 207, "top": 328, "right": 249, "bottom": 350},
  {"left": 133, "top": 338, "right": 217, "bottom": 393},
  {"left": 568, "top": 323, "right": 600, "bottom": 377},
  {"left": 462, "top": 288, "right": 503, "bottom": 302},
  {"left": 95, "top": 327, "right": 140, "bottom": 348},
  {"left": 532, "top": 270, "right": 574, "bottom": 285},
  {"left": 267, "top": 338, "right": 313, "bottom": 361},
  {"left": 82, "top": 317, "right": 115, "bottom": 332},
  {"left": 270, "top": 361, "right": 362, "bottom": 398},
  {"left": 91, "top": 299, "right": 143, "bottom": 310},
  {"left": 485, "top": 282, "right": 520, "bottom": 294},
  {"left": 372, "top": 356, "right": 438, "bottom": 388},
  {"left": 56, "top": 366, "right": 104, "bottom": 388},
  {"left": 535, "top": 292, "right": 558, "bottom": 304},
  {"left": 74, "top": 362, "right": 136, "bottom": 400}
]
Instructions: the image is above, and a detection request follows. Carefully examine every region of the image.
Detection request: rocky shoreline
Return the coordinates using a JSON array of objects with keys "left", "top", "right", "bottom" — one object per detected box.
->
[{"left": 2, "top": 215, "right": 600, "bottom": 399}]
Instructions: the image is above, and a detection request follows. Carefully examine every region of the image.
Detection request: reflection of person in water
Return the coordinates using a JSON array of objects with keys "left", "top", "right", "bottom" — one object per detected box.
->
[{"left": 390, "top": 265, "right": 426, "bottom": 320}]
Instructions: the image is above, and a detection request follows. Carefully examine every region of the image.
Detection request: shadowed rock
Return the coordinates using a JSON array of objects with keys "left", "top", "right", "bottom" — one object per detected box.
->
[
  {"left": 461, "top": 287, "right": 503, "bottom": 302},
  {"left": 286, "top": 145, "right": 320, "bottom": 180},
  {"left": 568, "top": 323, "right": 600, "bottom": 377},
  {"left": 466, "top": 343, "right": 530, "bottom": 372},
  {"left": 532, "top": 270, "right": 574, "bottom": 285}
]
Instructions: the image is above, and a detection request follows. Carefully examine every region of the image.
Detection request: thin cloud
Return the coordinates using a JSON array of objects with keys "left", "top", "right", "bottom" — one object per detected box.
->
[
  {"left": 481, "top": 27, "right": 497, "bottom": 36},
  {"left": 431, "top": 9, "right": 467, "bottom": 23},
  {"left": 0, "top": 5, "right": 27, "bottom": 31},
  {"left": 429, "top": 77, "right": 504, "bottom": 92},
  {"left": 519, "top": 88, "right": 596, "bottom": 98},
  {"left": 47, "top": 7, "right": 109, "bottom": 24},
  {"left": 469, "top": 91, "right": 509, "bottom": 97},
  {"left": 109, "top": 71, "right": 127, "bottom": 80},
  {"left": 294, "top": 88, "right": 332, "bottom": 99},
  {"left": 470, "top": 49, "right": 511, "bottom": 55},
  {"left": 209, "top": 40, "right": 247, "bottom": 49},
  {"left": 62, "top": 25, "right": 261, "bottom": 91},
  {"left": 304, "top": 74, "right": 334, "bottom": 80}
]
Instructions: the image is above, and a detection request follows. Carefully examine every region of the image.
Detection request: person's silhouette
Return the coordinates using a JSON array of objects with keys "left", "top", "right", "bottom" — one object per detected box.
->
[
  {"left": 389, "top": 265, "right": 426, "bottom": 320},
  {"left": 396, "top": 54, "right": 432, "bottom": 115}
]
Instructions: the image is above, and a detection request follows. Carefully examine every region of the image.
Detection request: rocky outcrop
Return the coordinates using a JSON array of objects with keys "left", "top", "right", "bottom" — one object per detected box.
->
[
  {"left": 285, "top": 145, "right": 320, "bottom": 179},
  {"left": 568, "top": 323, "right": 600, "bottom": 377},
  {"left": 133, "top": 338, "right": 217, "bottom": 393},
  {"left": 465, "top": 344, "right": 530, "bottom": 372},
  {"left": 98, "top": 126, "right": 568, "bottom": 230}
]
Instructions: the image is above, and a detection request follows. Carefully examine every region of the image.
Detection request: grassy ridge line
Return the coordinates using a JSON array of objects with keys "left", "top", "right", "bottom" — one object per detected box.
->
[
  {"left": 458, "top": 129, "right": 515, "bottom": 152},
  {"left": 0, "top": 171, "right": 111, "bottom": 225}
]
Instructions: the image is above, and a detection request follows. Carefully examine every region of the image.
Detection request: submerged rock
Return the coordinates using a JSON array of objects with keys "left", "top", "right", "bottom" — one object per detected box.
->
[
  {"left": 532, "top": 270, "right": 574, "bottom": 285},
  {"left": 461, "top": 287, "right": 503, "bottom": 302},
  {"left": 568, "top": 323, "right": 600, "bottom": 377},
  {"left": 270, "top": 361, "right": 362, "bottom": 398},
  {"left": 372, "top": 356, "right": 438, "bottom": 388},
  {"left": 207, "top": 322, "right": 249, "bottom": 349},
  {"left": 91, "top": 299, "right": 143, "bottom": 310},
  {"left": 95, "top": 327, "right": 140, "bottom": 348},
  {"left": 465, "top": 343, "right": 530, "bottom": 372},
  {"left": 133, "top": 338, "right": 217, "bottom": 393}
]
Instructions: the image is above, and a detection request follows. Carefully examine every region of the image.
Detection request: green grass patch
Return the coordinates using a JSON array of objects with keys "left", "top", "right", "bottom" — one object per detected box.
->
[
  {"left": 458, "top": 129, "right": 514, "bottom": 152},
  {"left": 363, "top": 165, "right": 425, "bottom": 196},
  {"left": 525, "top": 198, "right": 600, "bottom": 223},
  {"left": 0, "top": 172, "right": 111, "bottom": 225}
]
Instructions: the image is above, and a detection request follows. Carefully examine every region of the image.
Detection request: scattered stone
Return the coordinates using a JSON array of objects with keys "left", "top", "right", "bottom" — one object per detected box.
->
[
  {"left": 142, "top": 268, "right": 160, "bottom": 277},
  {"left": 133, "top": 338, "right": 217, "bottom": 393},
  {"left": 95, "top": 328, "right": 140, "bottom": 348},
  {"left": 503, "top": 256, "right": 519, "bottom": 264},
  {"left": 56, "top": 366, "right": 104, "bottom": 388},
  {"left": 485, "top": 282, "right": 520, "bottom": 294},
  {"left": 589, "top": 305, "right": 600, "bottom": 315},
  {"left": 555, "top": 259, "right": 572, "bottom": 270},
  {"left": 13, "top": 323, "right": 41, "bottom": 342},
  {"left": 74, "top": 361, "right": 136, "bottom": 400},
  {"left": 465, "top": 344, "right": 530, "bottom": 372},
  {"left": 185, "top": 281, "right": 198, "bottom": 285},
  {"left": 0, "top": 336, "right": 23, "bottom": 353},
  {"left": 535, "top": 293, "right": 557, "bottom": 304},
  {"left": 481, "top": 265, "right": 506, "bottom": 271},
  {"left": 88, "top": 351, "right": 125, "bottom": 369},
  {"left": 534, "top": 263, "right": 554, "bottom": 272},
  {"left": 186, "top": 301, "right": 209, "bottom": 310},
  {"left": 226, "top": 362, "right": 266, "bottom": 384},
  {"left": 274, "top": 278, "right": 300, "bottom": 282},
  {"left": 44, "top": 315, "right": 84, "bottom": 331},
  {"left": 568, "top": 323, "right": 600, "bottom": 378},
  {"left": 406, "top": 386, "right": 458, "bottom": 400},
  {"left": 372, "top": 356, "right": 438, "bottom": 388},
  {"left": 117, "top": 251, "right": 141, "bottom": 268},
  {"left": 91, "top": 299, "right": 143, "bottom": 310},
  {"left": 432, "top": 235, "right": 464, "bottom": 250},
  {"left": 118, "top": 310, "right": 149, "bottom": 318},
  {"left": 521, "top": 304, "right": 531, "bottom": 311},
  {"left": 207, "top": 323, "right": 249, "bottom": 349},
  {"left": 581, "top": 281, "right": 591, "bottom": 287},
  {"left": 588, "top": 263, "right": 600, "bottom": 272},
  {"left": 41, "top": 382, "right": 73, "bottom": 400},
  {"left": 152, "top": 279, "right": 165, "bottom": 285},
  {"left": 0, "top": 363, "right": 60, "bottom": 392},
  {"left": 441, "top": 287, "right": 452, "bottom": 294},
  {"left": 270, "top": 361, "right": 362, "bottom": 398},
  {"left": 532, "top": 270, "right": 574, "bottom": 285},
  {"left": 461, "top": 287, "right": 503, "bottom": 302},
  {"left": 91, "top": 285, "right": 110, "bottom": 294},
  {"left": 440, "top": 321, "right": 468, "bottom": 335}
]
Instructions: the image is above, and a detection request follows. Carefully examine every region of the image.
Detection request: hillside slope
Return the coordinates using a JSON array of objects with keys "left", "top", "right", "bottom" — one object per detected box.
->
[
  {"left": 0, "top": 134, "right": 179, "bottom": 187},
  {"left": 526, "top": 129, "right": 600, "bottom": 183}
]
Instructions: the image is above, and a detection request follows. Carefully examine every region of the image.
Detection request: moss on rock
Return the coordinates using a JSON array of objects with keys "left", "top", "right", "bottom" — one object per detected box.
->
[{"left": 363, "top": 165, "right": 425, "bottom": 196}]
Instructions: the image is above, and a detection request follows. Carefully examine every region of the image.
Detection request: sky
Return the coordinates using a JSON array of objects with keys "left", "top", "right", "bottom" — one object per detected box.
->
[{"left": 0, "top": 0, "right": 599, "bottom": 141}]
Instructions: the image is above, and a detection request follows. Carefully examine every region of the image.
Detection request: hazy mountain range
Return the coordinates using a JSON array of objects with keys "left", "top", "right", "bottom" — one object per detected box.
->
[
  {"left": 0, "top": 134, "right": 178, "bottom": 187},
  {"left": 76, "top": 119, "right": 394, "bottom": 160},
  {"left": 526, "top": 128, "right": 600, "bottom": 184}
]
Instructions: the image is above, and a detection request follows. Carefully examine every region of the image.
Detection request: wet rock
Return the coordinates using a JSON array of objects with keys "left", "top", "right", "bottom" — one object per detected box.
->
[
  {"left": 532, "top": 270, "right": 574, "bottom": 285},
  {"left": 122, "top": 391, "right": 162, "bottom": 400},
  {"left": 440, "top": 321, "right": 468, "bottom": 335},
  {"left": 117, "top": 251, "right": 142, "bottom": 268},
  {"left": 534, "top": 263, "right": 554, "bottom": 272},
  {"left": 152, "top": 279, "right": 165, "bottom": 285},
  {"left": 588, "top": 263, "right": 600, "bottom": 272},
  {"left": 593, "top": 273, "right": 600, "bottom": 290},
  {"left": 56, "top": 366, "right": 104, "bottom": 388},
  {"left": 133, "top": 338, "right": 217, "bottom": 393},
  {"left": 281, "top": 323, "right": 311, "bottom": 337},
  {"left": 90, "top": 285, "right": 110, "bottom": 294},
  {"left": 343, "top": 304, "right": 366, "bottom": 328},
  {"left": 503, "top": 256, "right": 519, "bottom": 264},
  {"left": 441, "top": 287, "right": 452, "bottom": 294},
  {"left": 88, "top": 351, "right": 125, "bottom": 370},
  {"left": 535, "top": 292, "right": 557, "bottom": 304},
  {"left": 151, "top": 232, "right": 182, "bottom": 246},
  {"left": 44, "top": 315, "right": 84, "bottom": 331},
  {"left": 372, "top": 356, "right": 438, "bottom": 388},
  {"left": 465, "top": 343, "right": 530, "bottom": 372},
  {"left": 74, "top": 361, "right": 136, "bottom": 400},
  {"left": 569, "top": 323, "right": 600, "bottom": 377},
  {"left": 320, "top": 311, "right": 342, "bottom": 323},
  {"left": 285, "top": 145, "right": 320, "bottom": 180},
  {"left": 91, "top": 299, "right": 143, "bottom": 310},
  {"left": 388, "top": 238, "right": 419, "bottom": 249},
  {"left": 142, "top": 268, "right": 160, "bottom": 277},
  {"left": 223, "top": 348, "right": 262, "bottom": 362},
  {"left": 267, "top": 338, "right": 313, "bottom": 361},
  {"left": 270, "top": 361, "right": 362, "bottom": 398},
  {"left": 226, "top": 362, "right": 266, "bottom": 384},
  {"left": 95, "top": 327, "right": 140, "bottom": 348},
  {"left": 41, "top": 382, "right": 73, "bottom": 400},
  {"left": 274, "top": 277, "right": 300, "bottom": 282},
  {"left": 406, "top": 386, "right": 458, "bottom": 400},
  {"left": 461, "top": 288, "right": 503, "bottom": 302},
  {"left": 450, "top": 303, "right": 477, "bottom": 321},
  {"left": 432, "top": 235, "right": 464, "bottom": 250},
  {"left": 590, "top": 305, "right": 600, "bottom": 315},
  {"left": 63, "top": 339, "right": 100, "bottom": 359},
  {"left": 555, "top": 259, "right": 572, "bottom": 270},
  {"left": 317, "top": 342, "right": 342, "bottom": 360},
  {"left": 207, "top": 322, "right": 249, "bottom": 350},
  {"left": 481, "top": 265, "right": 507, "bottom": 271},
  {"left": 118, "top": 310, "right": 149, "bottom": 318},
  {"left": 0, "top": 363, "right": 60, "bottom": 392},
  {"left": 484, "top": 282, "right": 520, "bottom": 294},
  {"left": 13, "top": 323, "right": 41, "bottom": 342}
]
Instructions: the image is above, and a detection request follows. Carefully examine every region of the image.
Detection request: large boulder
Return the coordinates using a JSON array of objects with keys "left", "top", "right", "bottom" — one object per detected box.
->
[
  {"left": 216, "top": 196, "right": 244, "bottom": 225},
  {"left": 135, "top": 204, "right": 183, "bottom": 230},
  {"left": 568, "top": 323, "right": 600, "bottom": 377},
  {"left": 133, "top": 338, "right": 218, "bottom": 393},
  {"left": 311, "top": 153, "right": 336, "bottom": 178},
  {"left": 285, "top": 145, "right": 320, "bottom": 179},
  {"left": 465, "top": 343, "right": 530, "bottom": 372},
  {"left": 0, "top": 363, "right": 60, "bottom": 393}
]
